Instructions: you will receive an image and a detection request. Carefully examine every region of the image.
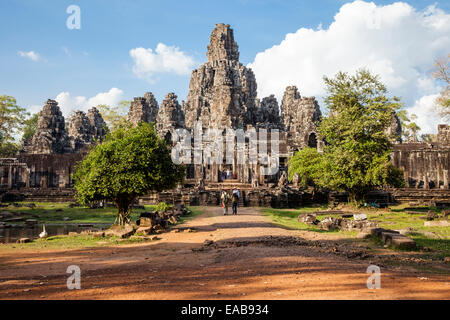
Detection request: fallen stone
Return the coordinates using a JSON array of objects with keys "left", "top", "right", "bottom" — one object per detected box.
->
[
  {"left": 0, "top": 211, "right": 14, "bottom": 218},
  {"left": 62, "top": 217, "right": 72, "bottom": 221},
  {"left": 105, "top": 224, "right": 135, "bottom": 238},
  {"left": 4, "top": 217, "right": 24, "bottom": 222},
  {"left": 17, "top": 238, "right": 31, "bottom": 243},
  {"left": 356, "top": 231, "right": 372, "bottom": 239},
  {"left": 389, "top": 235, "right": 417, "bottom": 250},
  {"left": 25, "top": 219, "right": 38, "bottom": 227},
  {"left": 426, "top": 211, "right": 439, "bottom": 221},
  {"left": 317, "top": 217, "right": 342, "bottom": 231},
  {"left": 353, "top": 213, "right": 367, "bottom": 221},
  {"left": 424, "top": 220, "right": 450, "bottom": 227},
  {"left": 78, "top": 224, "right": 94, "bottom": 227},
  {"left": 297, "top": 213, "right": 319, "bottom": 225},
  {"left": 135, "top": 226, "right": 152, "bottom": 235}
]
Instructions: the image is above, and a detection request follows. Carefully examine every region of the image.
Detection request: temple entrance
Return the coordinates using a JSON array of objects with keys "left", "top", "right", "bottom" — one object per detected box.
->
[
  {"left": 308, "top": 133, "right": 317, "bottom": 148},
  {"left": 219, "top": 164, "right": 235, "bottom": 181}
]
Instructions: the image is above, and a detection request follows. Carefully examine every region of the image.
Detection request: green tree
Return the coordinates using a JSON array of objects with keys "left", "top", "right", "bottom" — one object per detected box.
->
[
  {"left": 22, "top": 113, "right": 39, "bottom": 141},
  {"left": 421, "top": 133, "right": 437, "bottom": 143},
  {"left": 397, "top": 110, "right": 421, "bottom": 142},
  {"left": 73, "top": 122, "right": 185, "bottom": 225},
  {"left": 316, "top": 69, "right": 404, "bottom": 203},
  {"left": 96, "top": 100, "right": 130, "bottom": 132},
  {"left": 287, "top": 147, "right": 322, "bottom": 188},
  {"left": 431, "top": 54, "right": 449, "bottom": 121},
  {"left": 0, "top": 95, "right": 28, "bottom": 157}
]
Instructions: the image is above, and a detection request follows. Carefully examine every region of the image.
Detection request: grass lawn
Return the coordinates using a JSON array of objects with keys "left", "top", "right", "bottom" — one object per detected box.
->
[
  {"left": 261, "top": 205, "right": 450, "bottom": 256},
  {"left": 261, "top": 206, "right": 358, "bottom": 237},
  {"left": 0, "top": 202, "right": 155, "bottom": 225},
  {"left": 0, "top": 203, "right": 205, "bottom": 250}
]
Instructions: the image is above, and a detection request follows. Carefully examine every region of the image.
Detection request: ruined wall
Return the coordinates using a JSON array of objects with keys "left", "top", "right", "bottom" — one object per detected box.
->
[
  {"left": 391, "top": 125, "right": 450, "bottom": 189},
  {"left": 127, "top": 93, "right": 159, "bottom": 126},
  {"left": 22, "top": 99, "right": 71, "bottom": 154},
  {"left": 182, "top": 23, "right": 258, "bottom": 130},
  {"left": 281, "top": 86, "right": 322, "bottom": 151}
]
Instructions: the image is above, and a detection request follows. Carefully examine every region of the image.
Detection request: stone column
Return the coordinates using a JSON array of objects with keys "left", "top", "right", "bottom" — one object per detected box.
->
[
  {"left": 444, "top": 169, "right": 449, "bottom": 189},
  {"left": 403, "top": 167, "right": 409, "bottom": 188},
  {"left": 424, "top": 173, "right": 429, "bottom": 190},
  {"left": 24, "top": 167, "right": 30, "bottom": 188},
  {"left": 7, "top": 166, "right": 12, "bottom": 189}
]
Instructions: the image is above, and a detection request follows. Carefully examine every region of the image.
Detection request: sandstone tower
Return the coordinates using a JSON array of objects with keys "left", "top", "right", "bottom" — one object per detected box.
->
[
  {"left": 23, "top": 99, "right": 71, "bottom": 154},
  {"left": 127, "top": 92, "right": 159, "bottom": 126},
  {"left": 281, "top": 86, "right": 321, "bottom": 150},
  {"left": 182, "top": 23, "right": 258, "bottom": 129}
]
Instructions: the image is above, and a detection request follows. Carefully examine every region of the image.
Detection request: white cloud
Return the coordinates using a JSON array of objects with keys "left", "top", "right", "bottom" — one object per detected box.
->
[
  {"left": 18, "top": 50, "right": 40, "bottom": 61},
  {"left": 130, "top": 43, "right": 195, "bottom": 81},
  {"left": 407, "top": 94, "right": 444, "bottom": 134},
  {"left": 62, "top": 47, "right": 71, "bottom": 57},
  {"left": 55, "top": 87, "right": 124, "bottom": 116},
  {"left": 248, "top": 1, "right": 450, "bottom": 134}
]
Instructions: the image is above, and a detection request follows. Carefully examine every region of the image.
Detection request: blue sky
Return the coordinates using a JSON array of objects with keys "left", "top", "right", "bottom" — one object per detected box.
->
[{"left": 0, "top": 0, "right": 448, "bottom": 132}]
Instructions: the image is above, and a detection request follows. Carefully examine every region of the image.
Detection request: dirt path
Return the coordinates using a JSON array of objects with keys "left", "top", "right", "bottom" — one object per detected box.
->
[{"left": 0, "top": 207, "right": 448, "bottom": 299}]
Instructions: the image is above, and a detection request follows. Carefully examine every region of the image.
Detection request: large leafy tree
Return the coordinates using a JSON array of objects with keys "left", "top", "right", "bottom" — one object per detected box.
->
[
  {"left": 289, "top": 70, "right": 404, "bottom": 203},
  {"left": 0, "top": 95, "right": 28, "bottom": 157},
  {"left": 318, "top": 70, "right": 405, "bottom": 202},
  {"left": 73, "top": 122, "right": 185, "bottom": 225}
]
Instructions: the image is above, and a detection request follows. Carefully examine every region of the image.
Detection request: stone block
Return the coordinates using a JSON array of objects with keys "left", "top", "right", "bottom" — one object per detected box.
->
[{"left": 424, "top": 220, "right": 450, "bottom": 227}]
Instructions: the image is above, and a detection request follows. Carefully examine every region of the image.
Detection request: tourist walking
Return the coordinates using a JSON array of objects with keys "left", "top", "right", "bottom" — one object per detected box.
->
[
  {"left": 221, "top": 190, "right": 230, "bottom": 215},
  {"left": 232, "top": 189, "right": 239, "bottom": 215}
]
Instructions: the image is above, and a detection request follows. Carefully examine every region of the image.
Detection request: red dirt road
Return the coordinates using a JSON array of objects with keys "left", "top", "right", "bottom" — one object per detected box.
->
[{"left": 0, "top": 207, "right": 449, "bottom": 299}]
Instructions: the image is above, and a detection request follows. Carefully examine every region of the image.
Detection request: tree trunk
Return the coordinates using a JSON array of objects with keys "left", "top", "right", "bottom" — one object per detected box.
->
[{"left": 113, "top": 195, "right": 136, "bottom": 226}]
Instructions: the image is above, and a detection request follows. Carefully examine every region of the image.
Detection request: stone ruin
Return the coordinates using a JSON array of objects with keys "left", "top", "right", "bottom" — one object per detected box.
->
[
  {"left": 22, "top": 99, "right": 71, "bottom": 154},
  {"left": 127, "top": 92, "right": 159, "bottom": 126},
  {"left": 156, "top": 93, "right": 185, "bottom": 139},
  {"left": 281, "top": 86, "right": 322, "bottom": 151},
  {"left": 182, "top": 23, "right": 259, "bottom": 130},
  {"left": 67, "top": 107, "right": 107, "bottom": 153},
  {"left": 0, "top": 23, "right": 449, "bottom": 207}
]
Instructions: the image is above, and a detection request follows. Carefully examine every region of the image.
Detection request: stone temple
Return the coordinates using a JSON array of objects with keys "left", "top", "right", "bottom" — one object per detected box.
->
[{"left": 0, "top": 23, "right": 449, "bottom": 207}]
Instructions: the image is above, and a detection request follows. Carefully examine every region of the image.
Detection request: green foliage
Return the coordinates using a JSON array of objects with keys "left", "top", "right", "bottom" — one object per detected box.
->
[
  {"left": 0, "top": 141, "right": 19, "bottom": 157},
  {"left": 288, "top": 147, "right": 322, "bottom": 188},
  {"left": 73, "top": 122, "right": 185, "bottom": 225},
  {"left": 96, "top": 100, "right": 130, "bottom": 132},
  {"left": 0, "top": 95, "right": 28, "bottom": 141},
  {"left": 397, "top": 110, "right": 421, "bottom": 142},
  {"left": 155, "top": 202, "right": 173, "bottom": 212},
  {"left": 0, "top": 95, "right": 28, "bottom": 156},
  {"left": 288, "top": 70, "right": 405, "bottom": 203},
  {"left": 431, "top": 54, "right": 449, "bottom": 121},
  {"left": 22, "top": 113, "right": 39, "bottom": 141}
]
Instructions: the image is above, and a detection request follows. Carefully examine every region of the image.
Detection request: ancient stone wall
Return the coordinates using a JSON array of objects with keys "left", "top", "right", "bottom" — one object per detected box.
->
[
  {"left": 391, "top": 142, "right": 449, "bottom": 189},
  {"left": 22, "top": 100, "right": 71, "bottom": 154},
  {"left": 156, "top": 93, "right": 185, "bottom": 139},
  {"left": 127, "top": 93, "right": 159, "bottom": 126},
  {"left": 182, "top": 23, "right": 258, "bottom": 130},
  {"left": 281, "top": 86, "right": 322, "bottom": 151}
]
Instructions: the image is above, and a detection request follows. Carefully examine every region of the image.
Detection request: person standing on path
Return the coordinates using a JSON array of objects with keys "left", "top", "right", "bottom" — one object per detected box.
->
[
  {"left": 221, "top": 190, "right": 230, "bottom": 215},
  {"left": 232, "top": 188, "right": 239, "bottom": 215}
]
